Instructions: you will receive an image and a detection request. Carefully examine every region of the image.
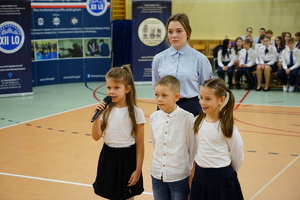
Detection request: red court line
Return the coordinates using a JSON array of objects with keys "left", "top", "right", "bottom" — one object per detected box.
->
[
  {"left": 235, "top": 118, "right": 300, "bottom": 134},
  {"left": 234, "top": 90, "right": 251, "bottom": 110},
  {"left": 93, "top": 83, "right": 106, "bottom": 102},
  {"left": 240, "top": 130, "right": 300, "bottom": 138}
]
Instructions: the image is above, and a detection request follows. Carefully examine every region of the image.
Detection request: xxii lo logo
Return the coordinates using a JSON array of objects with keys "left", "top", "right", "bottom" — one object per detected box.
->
[{"left": 0, "top": 21, "right": 25, "bottom": 54}]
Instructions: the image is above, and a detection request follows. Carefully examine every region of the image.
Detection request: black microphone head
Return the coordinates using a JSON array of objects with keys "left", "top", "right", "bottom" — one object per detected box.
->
[{"left": 103, "top": 96, "right": 112, "bottom": 104}]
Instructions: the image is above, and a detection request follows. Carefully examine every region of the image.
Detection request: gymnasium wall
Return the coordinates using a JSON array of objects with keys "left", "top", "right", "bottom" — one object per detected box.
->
[{"left": 125, "top": 0, "right": 300, "bottom": 40}]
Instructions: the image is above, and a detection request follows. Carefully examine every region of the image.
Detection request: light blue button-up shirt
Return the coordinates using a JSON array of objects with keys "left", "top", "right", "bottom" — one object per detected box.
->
[{"left": 152, "top": 43, "right": 213, "bottom": 98}]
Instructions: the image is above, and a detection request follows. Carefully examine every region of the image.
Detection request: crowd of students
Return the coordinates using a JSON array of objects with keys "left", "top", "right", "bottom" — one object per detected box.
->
[{"left": 217, "top": 27, "right": 300, "bottom": 92}]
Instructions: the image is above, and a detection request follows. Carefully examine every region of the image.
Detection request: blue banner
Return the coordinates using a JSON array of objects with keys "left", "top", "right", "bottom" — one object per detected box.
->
[
  {"left": 131, "top": 0, "right": 171, "bottom": 82},
  {"left": 31, "top": 0, "right": 111, "bottom": 86},
  {"left": 0, "top": 0, "right": 32, "bottom": 97}
]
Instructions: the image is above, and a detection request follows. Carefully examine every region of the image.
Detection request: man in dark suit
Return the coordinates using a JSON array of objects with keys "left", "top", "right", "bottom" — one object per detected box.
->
[{"left": 99, "top": 39, "right": 110, "bottom": 56}]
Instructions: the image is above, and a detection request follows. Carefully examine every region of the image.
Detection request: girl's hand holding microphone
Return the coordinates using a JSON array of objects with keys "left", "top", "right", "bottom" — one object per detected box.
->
[{"left": 90, "top": 96, "right": 112, "bottom": 122}]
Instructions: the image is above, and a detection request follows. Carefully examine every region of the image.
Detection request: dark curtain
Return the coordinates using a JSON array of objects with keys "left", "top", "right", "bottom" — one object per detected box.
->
[{"left": 112, "top": 20, "right": 132, "bottom": 67}]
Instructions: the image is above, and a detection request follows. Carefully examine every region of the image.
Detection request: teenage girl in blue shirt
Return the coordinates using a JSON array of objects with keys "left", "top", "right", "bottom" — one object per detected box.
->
[{"left": 152, "top": 13, "right": 213, "bottom": 117}]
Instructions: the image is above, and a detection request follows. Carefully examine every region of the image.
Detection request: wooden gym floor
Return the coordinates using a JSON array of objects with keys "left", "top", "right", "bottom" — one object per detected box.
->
[{"left": 0, "top": 82, "right": 299, "bottom": 200}]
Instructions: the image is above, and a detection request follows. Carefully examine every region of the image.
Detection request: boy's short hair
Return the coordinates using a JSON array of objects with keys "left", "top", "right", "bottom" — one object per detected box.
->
[
  {"left": 287, "top": 37, "right": 296, "bottom": 44},
  {"left": 266, "top": 30, "right": 273, "bottom": 35},
  {"left": 156, "top": 75, "right": 180, "bottom": 93}
]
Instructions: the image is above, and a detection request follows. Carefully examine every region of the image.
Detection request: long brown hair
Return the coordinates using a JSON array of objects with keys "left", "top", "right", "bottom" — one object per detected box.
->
[
  {"left": 193, "top": 78, "right": 235, "bottom": 138},
  {"left": 101, "top": 64, "right": 137, "bottom": 136}
]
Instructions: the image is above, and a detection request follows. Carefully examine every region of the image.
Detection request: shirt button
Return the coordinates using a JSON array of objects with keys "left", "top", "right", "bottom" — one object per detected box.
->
[
  {"left": 163, "top": 154, "right": 166, "bottom": 156},
  {"left": 166, "top": 121, "right": 168, "bottom": 123},
  {"left": 165, "top": 132, "right": 167, "bottom": 134},
  {"left": 164, "top": 143, "right": 166, "bottom": 145},
  {"left": 163, "top": 165, "right": 165, "bottom": 167}
]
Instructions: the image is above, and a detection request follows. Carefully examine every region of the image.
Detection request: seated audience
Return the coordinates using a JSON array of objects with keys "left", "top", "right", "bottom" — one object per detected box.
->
[
  {"left": 276, "top": 37, "right": 300, "bottom": 92},
  {"left": 256, "top": 35, "right": 278, "bottom": 91},
  {"left": 235, "top": 39, "right": 256, "bottom": 90},
  {"left": 217, "top": 39, "right": 236, "bottom": 89}
]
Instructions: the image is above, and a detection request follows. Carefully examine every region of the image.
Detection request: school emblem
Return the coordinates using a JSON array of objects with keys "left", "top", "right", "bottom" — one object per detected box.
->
[
  {"left": 38, "top": 17, "right": 44, "bottom": 26},
  {"left": 71, "top": 17, "right": 78, "bottom": 25},
  {"left": 53, "top": 17, "right": 60, "bottom": 26},
  {"left": 0, "top": 21, "right": 25, "bottom": 54},
  {"left": 86, "top": 0, "right": 108, "bottom": 16}
]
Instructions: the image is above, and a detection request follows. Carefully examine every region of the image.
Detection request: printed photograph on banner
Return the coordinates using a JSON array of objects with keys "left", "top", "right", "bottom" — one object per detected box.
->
[
  {"left": 31, "top": 41, "right": 35, "bottom": 61},
  {"left": 58, "top": 39, "right": 83, "bottom": 59},
  {"left": 138, "top": 18, "right": 166, "bottom": 47},
  {"left": 34, "top": 40, "right": 58, "bottom": 60},
  {"left": 84, "top": 38, "right": 110, "bottom": 58}
]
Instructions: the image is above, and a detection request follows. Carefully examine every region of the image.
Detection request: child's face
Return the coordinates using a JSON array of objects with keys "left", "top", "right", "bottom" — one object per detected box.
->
[
  {"left": 263, "top": 38, "right": 270, "bottom": 47},
  {"left": 199, "top": 87, "right": 225, "bottom": 116},
  {"left": 155, "top": 84, "right": 180, "bottom": 114},
  {"left": 287, "top": 42, "right": 295, "bottom": 50},
  {"left": 243, "top": 41, "right": 250, "bottom": 49},
  {"left": 236, "top": 39, "right": 243, "bottom": 47},
  {"left": 106, "top": 78, "right": 130, "bottom": 106}
]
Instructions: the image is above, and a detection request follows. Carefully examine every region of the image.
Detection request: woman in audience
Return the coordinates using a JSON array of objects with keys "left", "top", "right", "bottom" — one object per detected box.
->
[
  {"left": 217, "top": 39, "right": 236, "bottom": 89},
  {"left": 256, "top": 35, "right": 278, "bottom": 91},
  {"left": 233, "top": 37, "right": 243, "bottom": 85},
  {"left": 254, "top": 35, "right": 266, "bottom": 65},
  {"left": 235, "top": 39, "right": 256, "bottom": 90},
  {"left": 283, "top": 32, "right": 292, "bottom": 46},
  {"left": 275, "top": 36, "right": 286, "bottom": 71}
]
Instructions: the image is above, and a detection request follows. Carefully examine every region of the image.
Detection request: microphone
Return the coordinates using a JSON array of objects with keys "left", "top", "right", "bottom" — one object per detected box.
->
[{"left": 90, "top": 96, "right": 112, "bottom": 122}]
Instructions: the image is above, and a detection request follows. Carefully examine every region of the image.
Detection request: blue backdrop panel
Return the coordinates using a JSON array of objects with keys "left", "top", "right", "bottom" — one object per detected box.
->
[
  {"left": 0, "top": 0, "right": 32, "bottom": 96},
  {"left": 112, "top": 20, "right": 132, "bottom": 67},
  {"left": 131, "top": 0, "right": 171, "bottom": 82},
  {"left": 58, "top": 59, "right": 84, "bottom": 83},
  {"left": 35, "top": 60, "right": 59, "bottom": 86},
  {"left": 84, "top": 58, "right": 111, "bottom": 82},
  {"left": 31, "top": 0, "right": 111, "bottom": 86}
]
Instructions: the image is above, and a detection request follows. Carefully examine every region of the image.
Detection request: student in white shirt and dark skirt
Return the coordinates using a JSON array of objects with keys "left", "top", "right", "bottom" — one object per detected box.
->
[
  {"left": 190, "top": 78, "right": 244, "bottom": 200},
  {"left": 91, "top": 65, "right": 145, "bottom": 200},
  {"left": 217, "top": 39, "right": 236, "bottom": 89},
  {"left": 276, "top": 37, "right": 300, "bottom": 92},
  {"left": 150, "top": 75, "right": 197, "bottom": 200},
  {"left": 275, "top": 36, "right": 286, "bottom": 71},
  {"left": 256, "top": 35, "right": 278, "bottom": 91},
  {"left": 235, "top": 39, "right": 256, "bottom": 90}
]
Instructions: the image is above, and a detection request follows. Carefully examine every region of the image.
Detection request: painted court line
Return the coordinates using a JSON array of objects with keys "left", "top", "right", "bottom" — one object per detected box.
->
[
  {"left": 249, "top": 154, "right": 300, "bottom": 200},
  {"left": 0, "top": 172, "right": 153, "bottom": 196}
]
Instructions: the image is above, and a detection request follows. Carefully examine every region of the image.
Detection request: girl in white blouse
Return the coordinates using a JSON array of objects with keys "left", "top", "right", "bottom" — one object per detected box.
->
[
  {"left": 217, "top": 39, "right": 236, "bottom": 89},
  {"left": 256, "top": 35, "right": 278, "bottom": 91},
  {"left": 275, "top": 36, "right": 286, "bottom": 71},
  {"left": 190, "top": 78, "right": 244, "bottom": 200},
  {"left": 91, "top": 65, "right": 145, "bottom": 200}
]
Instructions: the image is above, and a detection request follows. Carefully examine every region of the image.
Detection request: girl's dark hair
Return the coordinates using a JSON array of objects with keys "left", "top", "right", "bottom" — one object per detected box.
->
[
  {"left": 275, "top": 36, "right": 285, "bottom": 51},
  {"left": 193, "top": 78, "right": 235, "bottom": 138},
  {"left": 244, "top": 39, "right": 253, "bottom": 48},
  {"left": 221, "top": 39, "right": 231, "bottom": 58},
  {"left": 165, "top": 13, "right": 191, "bottom": 46},
  {"left": 258, "top": 34, "right": 266, "bottom": 44},
  {"left": 101, "top": 65, "right": 137, "bottom": 136},
  {"left": 234, "top": 37, "right": 243, "bottom": 55}
]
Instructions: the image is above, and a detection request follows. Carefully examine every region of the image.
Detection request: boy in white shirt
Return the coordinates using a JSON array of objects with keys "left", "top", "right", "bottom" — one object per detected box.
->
[
  {"left": 277, "top": 37, "right": 300, "bottom": 92},
  {"left": 150, "top": 75, "right": 197, "bottom": 200}
]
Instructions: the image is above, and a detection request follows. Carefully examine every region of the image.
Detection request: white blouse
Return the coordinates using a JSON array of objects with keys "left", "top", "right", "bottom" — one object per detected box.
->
[
  {"left": 101, "top": 106, "right": 146, "bottom": 148},
  {"left": 194, "top": 120, "right": 244, "bottom": 172}
]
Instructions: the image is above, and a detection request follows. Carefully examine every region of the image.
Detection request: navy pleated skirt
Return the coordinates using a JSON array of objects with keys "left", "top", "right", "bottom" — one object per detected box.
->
[
  {"left": 190, "top": 164, "right": 244, "bottom": 200},
  {"left": 93, "top": 143, "right": 144, "bottom": 200}
]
